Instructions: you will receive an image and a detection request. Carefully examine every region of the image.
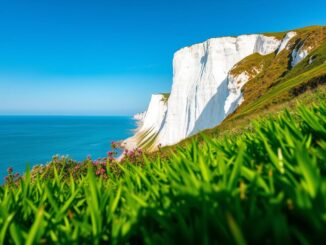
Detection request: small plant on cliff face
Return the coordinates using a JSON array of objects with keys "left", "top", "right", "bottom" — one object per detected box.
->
[
  {"left": 160, "top": 93, "right": 170, "bottom": 104},
  {"left": 0, "top": 103, "right": 326, "bottom": 244}
]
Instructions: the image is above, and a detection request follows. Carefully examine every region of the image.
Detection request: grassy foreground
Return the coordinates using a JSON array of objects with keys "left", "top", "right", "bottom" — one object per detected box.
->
[{"left": 1, "top": 103, "right": 326, "bottom": 244}]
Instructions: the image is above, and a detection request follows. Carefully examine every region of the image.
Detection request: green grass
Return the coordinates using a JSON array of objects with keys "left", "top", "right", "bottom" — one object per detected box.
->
[
  {"left": 263, "top": 25, "right": 325, "bottom": 40},
  {"left": 238, "top": 26, "right": 325, "bottom": 110},
  {"left": 1, "top": 103, "right": 326, "bottom": 244},
  {"left": 230, "top": 53, "right": 273, "bottom": 78},
  {"left": 262, "top": 31, "right": 286, "bottom": 40},
  {"left": 237, "top": 63, "right": 326, "bottom": 117}
]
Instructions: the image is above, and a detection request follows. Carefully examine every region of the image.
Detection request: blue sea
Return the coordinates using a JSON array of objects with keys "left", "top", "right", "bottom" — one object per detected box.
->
[{"left": 0, "top": 116, "right": 136, "bottom": 181}]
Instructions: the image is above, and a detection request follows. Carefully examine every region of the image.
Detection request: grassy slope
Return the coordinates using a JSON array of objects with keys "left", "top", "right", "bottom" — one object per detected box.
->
[
  {"left": 230, "top": 52, "right": 274, "bottom": 78},
  {"left": 237, "top": 42, "right": 326, "bottom": 117},
  {"left": 238, "top": 26, "right": 325, "bottom": 112},
  {"left": 1, "top": 102, "right": 326, "bottom": 244}
]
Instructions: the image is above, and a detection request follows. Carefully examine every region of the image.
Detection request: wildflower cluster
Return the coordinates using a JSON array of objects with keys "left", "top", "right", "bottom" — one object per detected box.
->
[
  {"left": 4, "top": 167, "right": 20, "bottom": 186},
  {"left": 2, "top": 142, "right": 149, "bottom": 185},
  {"left": 91, "top": 142, "right": 120, "bottom": 178},
  {"left": 121, "top": 148, "right": 145, "bottom": 166},
  {"left": 24, "top": 141, "right": 147, "bottom": 181}
]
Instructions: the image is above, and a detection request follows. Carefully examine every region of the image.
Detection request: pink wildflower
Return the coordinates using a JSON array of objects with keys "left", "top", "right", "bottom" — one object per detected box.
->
[{"left": 7, "top": 167, "right": 13, "bottom": 174}]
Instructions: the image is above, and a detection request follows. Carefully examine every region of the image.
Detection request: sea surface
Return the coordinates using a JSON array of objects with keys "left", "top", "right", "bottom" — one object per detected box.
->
[{"left": 0, "top": 116, "right": 136, "bottom": 181}]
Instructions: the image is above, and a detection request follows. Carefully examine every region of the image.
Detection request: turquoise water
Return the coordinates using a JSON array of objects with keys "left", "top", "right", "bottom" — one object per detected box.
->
[{"left": 0, "top": 116, "right": 136, "bottom": 181}]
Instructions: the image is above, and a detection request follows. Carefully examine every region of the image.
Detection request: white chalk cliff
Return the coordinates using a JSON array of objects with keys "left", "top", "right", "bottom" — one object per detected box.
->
[
  {"left": 122, "top": 94, "right": 167, "bottom": 150},
  {"left": 123, "top": 31, "right": 304, "bottom": 150},
  {"left": 133, "top": 111, "right": 146, "bottom": 121},
  {"left": 291, "top": 45, "right": 309, "bottom": 67},
  {"left": 277, "top": 31, "right": 296, "bottom": 54}
]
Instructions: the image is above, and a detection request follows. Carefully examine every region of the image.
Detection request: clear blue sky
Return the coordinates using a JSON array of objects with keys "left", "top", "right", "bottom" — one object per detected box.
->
[{"left": 0, "top": 0, "right": 325, "bottom": 115}]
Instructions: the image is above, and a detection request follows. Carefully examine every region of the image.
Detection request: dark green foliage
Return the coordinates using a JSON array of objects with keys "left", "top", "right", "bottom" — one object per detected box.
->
[{"left": 1, "top": 104, "right": 326, "bottom": 244}]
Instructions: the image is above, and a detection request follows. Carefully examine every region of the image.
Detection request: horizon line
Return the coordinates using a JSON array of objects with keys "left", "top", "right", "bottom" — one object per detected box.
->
[{"left": 0, "top": 114, "right": 133, "bottom": 117}]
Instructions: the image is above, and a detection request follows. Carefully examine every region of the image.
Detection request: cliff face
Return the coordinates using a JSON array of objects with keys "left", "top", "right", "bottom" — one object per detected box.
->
[
  {"left": 133, "top": 112, "right": 146, "bottom": 121},
  {"left": 122, "top": 94, "right": 167, "bottom": 151},
  {"left": 158, "top": 35, "right": 282, "bottom": 146},
  {"left": 123, "top": 26, "right": 325, "bottom": 151}
]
